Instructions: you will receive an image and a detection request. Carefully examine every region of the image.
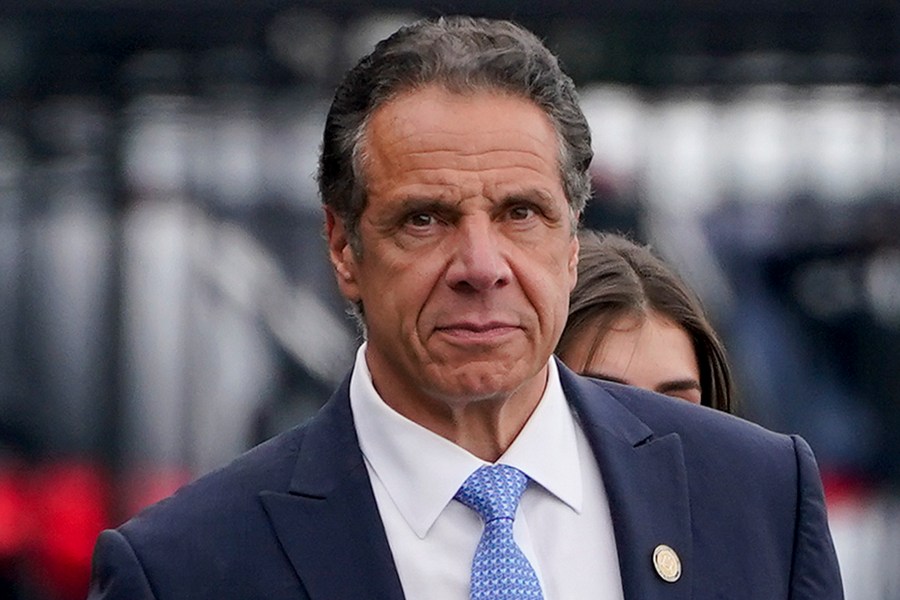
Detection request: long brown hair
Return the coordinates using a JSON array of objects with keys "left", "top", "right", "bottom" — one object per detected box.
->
[{"left": 557, "top": 230, "right": 734, "bottom": 413}]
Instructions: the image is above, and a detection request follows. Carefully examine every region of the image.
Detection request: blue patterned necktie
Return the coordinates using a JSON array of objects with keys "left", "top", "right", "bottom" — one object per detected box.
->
[{"left": 455, "top": 464, "right": 544, "bottom": 599}]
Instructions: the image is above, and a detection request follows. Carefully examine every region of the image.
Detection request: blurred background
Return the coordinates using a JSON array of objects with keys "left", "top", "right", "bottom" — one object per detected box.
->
[{"left": 0, "top": 1, "right": 898, "bottom": 598}]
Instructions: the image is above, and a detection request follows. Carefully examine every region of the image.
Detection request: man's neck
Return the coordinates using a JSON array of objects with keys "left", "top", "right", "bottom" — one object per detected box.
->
[{"left": 377, "top": 370, "right": 549, "bottom": 462}]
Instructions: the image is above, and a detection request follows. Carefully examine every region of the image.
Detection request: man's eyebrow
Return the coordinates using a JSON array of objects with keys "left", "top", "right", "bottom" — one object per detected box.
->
[
  {"left": 391, "top": 197, "right": 460, "bottom": 216},
  {"left": 497, "top": 188, "right": 557, "bottom": 206},
  {"left": 655, "top": 379, "right": 702, "bottom": 395}
]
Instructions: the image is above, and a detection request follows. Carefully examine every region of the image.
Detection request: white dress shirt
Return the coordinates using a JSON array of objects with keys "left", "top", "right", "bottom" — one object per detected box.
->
[{"left": 350, "top": 344, "right": 625, "bottom": 600}]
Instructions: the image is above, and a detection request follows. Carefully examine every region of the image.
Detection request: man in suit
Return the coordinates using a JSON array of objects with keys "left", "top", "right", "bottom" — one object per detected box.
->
[{"left": 88, "top": 16, "right": 843, "bottom": 599}]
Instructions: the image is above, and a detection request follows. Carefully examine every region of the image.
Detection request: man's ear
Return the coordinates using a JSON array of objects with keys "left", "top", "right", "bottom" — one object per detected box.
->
[
  {"left": 568, "top": 225, "right": 580, "bottom": 293},
  {"left": 325, "top": 208, "right": 361, "bottom": 302}
]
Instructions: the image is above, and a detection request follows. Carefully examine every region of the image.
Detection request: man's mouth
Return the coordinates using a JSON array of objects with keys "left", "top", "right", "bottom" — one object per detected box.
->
[{"left": 435, "top": 321, "right": 520, "bottom": 341}]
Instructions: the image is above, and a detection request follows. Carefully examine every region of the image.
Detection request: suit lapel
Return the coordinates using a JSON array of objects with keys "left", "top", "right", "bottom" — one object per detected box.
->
[
  {"left": 259, "top": 376, "right": 405, "bottom": 600},
  {"left": 559, "top": 361, "right": 693, "bottom": 600}
]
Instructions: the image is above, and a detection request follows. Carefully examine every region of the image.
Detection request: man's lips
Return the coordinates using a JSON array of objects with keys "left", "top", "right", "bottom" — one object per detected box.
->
[{"left": 434, "top": 321, "right": 520, "bottom": 339}]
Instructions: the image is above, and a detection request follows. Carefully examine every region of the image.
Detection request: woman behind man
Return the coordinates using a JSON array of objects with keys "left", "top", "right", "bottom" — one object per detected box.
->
[{"left": 557, "top": 230, "right": 734, "bottom": 413}]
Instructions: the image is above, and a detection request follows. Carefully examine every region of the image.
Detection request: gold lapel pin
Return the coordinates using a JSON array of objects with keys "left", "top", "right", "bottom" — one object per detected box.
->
[{"left": 652, "top": 544, "right": 681, "bottom": 583}]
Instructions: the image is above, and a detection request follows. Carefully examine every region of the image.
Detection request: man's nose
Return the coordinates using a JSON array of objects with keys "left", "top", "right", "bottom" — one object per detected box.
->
[{"left": 445, "top": 217, "right": 512, "bottom": 291}]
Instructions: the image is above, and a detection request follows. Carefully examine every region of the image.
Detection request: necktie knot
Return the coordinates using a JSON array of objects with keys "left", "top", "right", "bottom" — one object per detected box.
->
[
  {"left": 455, "top": 464, "right": 543, "bottom": 599},
  {"left": 455, "top": 464, "right": 528, "bottom": 524}
]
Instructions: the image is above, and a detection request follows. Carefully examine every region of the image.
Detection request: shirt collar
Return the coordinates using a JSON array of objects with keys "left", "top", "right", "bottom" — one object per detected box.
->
[{"left": 350, "top": 344, "right": 583, "bottom": 539}]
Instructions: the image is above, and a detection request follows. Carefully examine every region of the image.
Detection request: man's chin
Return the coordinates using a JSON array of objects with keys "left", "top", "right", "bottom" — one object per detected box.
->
[{"left": 428, "top": 365, "right": 543, "bottom": 405}]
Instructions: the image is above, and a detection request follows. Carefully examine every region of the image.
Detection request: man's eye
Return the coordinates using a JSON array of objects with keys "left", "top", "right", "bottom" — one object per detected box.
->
[
  {"left": 509, "top": 205, "right": 536, "bottom": 220},
  {"left": 407, "top": 213, "right": 435, "bottom": 227}
]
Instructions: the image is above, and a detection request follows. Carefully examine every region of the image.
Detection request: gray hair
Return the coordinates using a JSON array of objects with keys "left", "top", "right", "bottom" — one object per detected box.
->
[{"left": 317, "top": 15, "right": 593, "bottom": 253}]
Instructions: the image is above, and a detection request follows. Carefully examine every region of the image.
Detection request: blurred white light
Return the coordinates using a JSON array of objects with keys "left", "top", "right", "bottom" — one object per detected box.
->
[
  {"left": 644, "top": 94, "right": 720, "bottom": 214},
  {"left": 802, "top": 86, "right": 887, "bottom": 204},
  {"left": 208, "top": 107, "right": 264, "bottom": 206},
  {"left": 581, "top": 84, "right": 645, "bottom": 185},
  {"left": 123, "top": 96, "right": 194, "bottom": 195},
  {"left": 721, "top": 86, "right": 797, "bottom": 204},
  {"left": 263, "top": 95, "right": 328, "bottom": 212}
]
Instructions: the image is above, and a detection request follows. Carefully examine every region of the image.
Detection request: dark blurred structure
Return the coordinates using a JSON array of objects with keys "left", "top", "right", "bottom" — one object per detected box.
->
[{"left": 1, "top": 2, "right": 899, "bottom": 599}]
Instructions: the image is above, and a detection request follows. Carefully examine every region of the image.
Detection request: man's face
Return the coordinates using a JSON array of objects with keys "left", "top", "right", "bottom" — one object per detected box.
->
[{"left": 327, "top": 85, "right": 579, "bottom": 417}]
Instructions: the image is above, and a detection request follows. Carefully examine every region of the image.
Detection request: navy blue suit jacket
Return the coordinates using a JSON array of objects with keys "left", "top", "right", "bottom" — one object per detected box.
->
[{"left": 88, "top": 361, "right": 843, "bottom": 599}]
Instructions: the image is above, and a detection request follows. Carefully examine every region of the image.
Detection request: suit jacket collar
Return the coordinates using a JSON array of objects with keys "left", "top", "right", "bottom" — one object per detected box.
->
[
  {"left": 259, "top": 375, "right": 406, "bottom": 600},
  {"left": 558, "top": 359, "right": 692, "bottom": 600},
  {"left": 261, "top": 363, "right": 692, "bottom": 600}
]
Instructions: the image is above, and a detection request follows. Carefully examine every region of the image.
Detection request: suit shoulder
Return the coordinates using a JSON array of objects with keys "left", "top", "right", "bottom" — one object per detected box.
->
[
  {"left": 584, "top": 377, "right": 814, "bottom": 522},
  {"left": 588, "top": 377, "right": 799, "bottom": 462},
  {"left": 117, "top": 423, "right": 309, "bottom": 543},
  {"left": 91, "top": 423, "right": 321, "bottom": 598}
]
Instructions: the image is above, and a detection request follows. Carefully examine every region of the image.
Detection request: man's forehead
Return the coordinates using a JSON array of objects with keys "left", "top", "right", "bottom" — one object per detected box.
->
[
  {"left": 369, "top": 85, "right": 552, "bottom": 137},
  {"left": 363, "top": 88, "right": 559, "bottom": 168}
]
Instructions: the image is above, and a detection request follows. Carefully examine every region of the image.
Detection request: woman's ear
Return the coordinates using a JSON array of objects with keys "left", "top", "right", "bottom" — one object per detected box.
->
[{"left": 325, "top": 208, "right": 361, "bottom": 302}]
